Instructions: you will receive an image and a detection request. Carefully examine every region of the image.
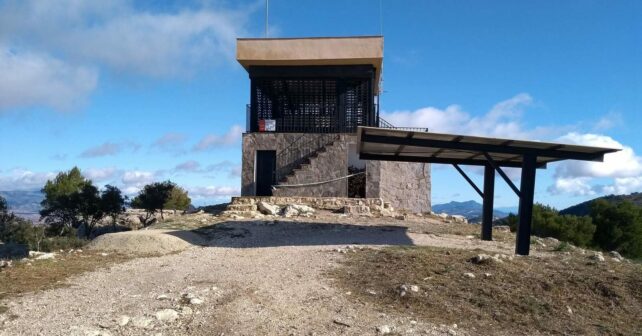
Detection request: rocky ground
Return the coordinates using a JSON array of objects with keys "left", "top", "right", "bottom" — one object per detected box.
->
[{"left": 0, "top": 206, "right": 639, "bottom": 336}]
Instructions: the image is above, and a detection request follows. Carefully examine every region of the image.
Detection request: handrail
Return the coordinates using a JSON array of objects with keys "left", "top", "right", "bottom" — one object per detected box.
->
[
  {"left": 275, "top": 133, "right": 341, "bottom": 182},
  {"left": 379, "top": 117, "right": 429, "bottom": 132}
]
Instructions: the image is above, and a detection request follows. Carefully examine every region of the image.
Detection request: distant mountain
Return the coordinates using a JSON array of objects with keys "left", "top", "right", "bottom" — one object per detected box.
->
[
  {"left": 560, "top": 192, "right": 642, "bottom": 216},
  {"left": 432, "top": 200, "right": 510, "bottom": 221},
  {"left": 0, "top": 190, "right": 43, "bottom": 219}
]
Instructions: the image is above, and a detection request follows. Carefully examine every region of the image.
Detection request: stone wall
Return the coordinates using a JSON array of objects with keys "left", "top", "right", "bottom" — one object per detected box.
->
[
  {"left": 242, "top": 133, "right": 354, "bottom": 197},
  {"left": 272, "top": 137, "right": 348, "bottom": 197},
  {"left": 241, "top": 132, "right": 431, "bottom": 212},
  {"left": 366, "top": 160, "right": 431, "bottom": 213}
]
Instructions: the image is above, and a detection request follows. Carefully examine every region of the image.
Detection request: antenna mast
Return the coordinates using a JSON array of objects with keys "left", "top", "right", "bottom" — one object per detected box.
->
[{"left": 265, "top": 0, "right": 269, "bottom": 37}]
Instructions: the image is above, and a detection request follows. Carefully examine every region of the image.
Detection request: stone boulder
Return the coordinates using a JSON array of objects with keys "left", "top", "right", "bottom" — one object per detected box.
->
[
  {"left": 257, "top": 201, "right": 280, "bottom": 216},
  {"left": 282, "top": 204, "right": 315, "bottom": 217}
]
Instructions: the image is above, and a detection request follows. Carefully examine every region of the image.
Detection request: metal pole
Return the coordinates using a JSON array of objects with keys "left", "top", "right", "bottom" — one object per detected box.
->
[
  {"left": 481, "top": 164, "right": 495, "bottom": 241},
  {"left": 516, "top": 154, "right": 537, "bottom": 255},
  {"left": 265, "top": 0, "right": 269, "bottom": 37}
]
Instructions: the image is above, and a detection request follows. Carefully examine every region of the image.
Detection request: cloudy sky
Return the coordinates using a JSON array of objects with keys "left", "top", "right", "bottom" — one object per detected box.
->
[{"left": 0, "top": 0, "right": 640, "bottom": 208}]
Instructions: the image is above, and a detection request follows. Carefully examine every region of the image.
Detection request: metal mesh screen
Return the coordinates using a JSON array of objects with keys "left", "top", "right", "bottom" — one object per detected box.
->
[{"left": 251, "top": 77, "right": 373, "bottom": 133}]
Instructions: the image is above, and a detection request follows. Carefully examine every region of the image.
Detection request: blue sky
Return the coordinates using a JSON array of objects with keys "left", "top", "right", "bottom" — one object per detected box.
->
[{"left": 0, "top": 0, "right": 640, "bottom": 209}]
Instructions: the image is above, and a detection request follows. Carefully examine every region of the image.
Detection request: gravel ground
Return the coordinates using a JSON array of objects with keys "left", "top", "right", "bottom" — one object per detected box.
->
[{"left": 0, "top": 216, "right": 524, "bottom": 336}]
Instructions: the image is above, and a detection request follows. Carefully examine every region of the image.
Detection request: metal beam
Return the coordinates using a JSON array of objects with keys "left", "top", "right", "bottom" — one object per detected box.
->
[
  {"left": 359, "top": 153, "right": 545, "bottom": 168},
  {"left": 452, "top": 164, "right": 484, "bottom": 198},
  {"left": 483, "top": 152, "right": 521, "bottom": 197},
  {"left": 516, "top": 154, "right": 537, "bottom": 256},
  {"left": 361, "top": 133, "right": 609, "bottom": 161},
  {"left": 481, "top": 164, "right": 495, "bottom": 241}
]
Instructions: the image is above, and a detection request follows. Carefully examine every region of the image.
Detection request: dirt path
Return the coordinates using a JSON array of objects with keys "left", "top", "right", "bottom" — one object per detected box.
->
[{"left": 0, "top": 218, "right": 524, "bottom": 336}]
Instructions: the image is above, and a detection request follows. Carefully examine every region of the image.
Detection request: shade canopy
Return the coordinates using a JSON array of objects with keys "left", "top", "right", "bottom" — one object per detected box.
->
[
  {"left": 357, "top": 126, "right": 620, "bottom": 256},
  {"left": 357, "top": 126, "right": 619, "bottom": 168}
]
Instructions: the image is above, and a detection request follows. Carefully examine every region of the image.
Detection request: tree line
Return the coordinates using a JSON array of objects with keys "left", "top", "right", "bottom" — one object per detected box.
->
[
  {"left": 499, "top": 200, "right": 642, "bottom": 259},
  {"left": 0, "top": 167, "right": 192, "bottom": 252}
]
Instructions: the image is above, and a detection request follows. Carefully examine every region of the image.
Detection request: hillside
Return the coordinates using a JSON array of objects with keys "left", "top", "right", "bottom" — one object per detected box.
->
[
  {"left": 560, "top": 192, "right": 642, "bottom": 216},
  {"left": 0, "top": 190, "right": 42, "bottom": 219},
  {"left": 432, "top": 200, "right": 510, "bottom": 221}
]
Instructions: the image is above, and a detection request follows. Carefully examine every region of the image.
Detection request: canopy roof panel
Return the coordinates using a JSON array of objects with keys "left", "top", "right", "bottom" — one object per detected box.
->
[{"left": 357, "top": 127, "right": 620, "bottom": 168}]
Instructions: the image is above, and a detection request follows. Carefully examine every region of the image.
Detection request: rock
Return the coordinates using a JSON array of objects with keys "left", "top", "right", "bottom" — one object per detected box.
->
[
  {"left": 394, "top": 215, "right": 406, "bottom": 220},
  {"left": 155, "top": 309, "right": 179, "bottom": 322},
  {"left": 282, "top": 204, "right": 315, "bottom": 217},
  {"left": 589, "top": 252, "right": 605, "bottom": 262},
  {"left": 377, "top": 325, "right": 392, "bottom": 335},
  {"left": 34, "top": 252, "right": 56, "bottom": 260},
  {"left": 189, "top": 298, "right": 204, "bottom": 305},
  {"left": 533, "top": 238, "right": 546, "bottom": 247},
  {"left": 229, "top": 214, "right": 245, "bottom": 220},
  {"left": 0, "top": 259, "right": 12, "bottom": 268},
  {"left": 343, "top": 205, "right": 371, "bottom": 216},
  {"left": 609, "top": 251, "right": 624, "bottom": 261},
  {"left": 463, "top": 272, "right": 476, "bottom": 278},
  {"left": 179, "top": 306, "right": 193, "bottom": 315},
  {"left": 282, "top": 205, "right": 299, "bottom": 218},
  {"left": 116, "top": 315, "right": 130, "bottom": 327},
  {"left": 470, "top": 254, "right": 494, "bottom": 264},
  {"left": 366, "top": 289, "right": 377, "bottom": 295},
  {"left": 131, "top": 316, "right": 154, "bottom": 329},
  {"left": 451, "top": 215, "right": 467, "bottom": 224},
  {"left": 156, "top": 294, "right": 171, "bottom": 301},
  {"left": 409, "top": 285, "right": 420, "bottom": 293},
  {"left": 484, "top": 273, "right": 492, "bottom": 278},
  {"left": 257, "top": 201, "right": 280, "bottom": 216},
  {"left": 397, "top": 285, "right": 409, "bottom": 297}
]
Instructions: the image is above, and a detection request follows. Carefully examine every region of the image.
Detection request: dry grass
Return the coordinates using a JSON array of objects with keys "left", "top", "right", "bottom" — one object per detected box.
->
[
  {"left": 332, "top": 246, "right": 642, "bottom": 336},
  {"left": 0, "top": 251, "right": 138, "bottom": 313}
]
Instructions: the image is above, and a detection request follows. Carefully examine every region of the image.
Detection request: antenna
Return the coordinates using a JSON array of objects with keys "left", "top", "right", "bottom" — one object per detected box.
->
[
  {"left": 265, "top": 0, "right": 269, "bottom": 37},
  {"left": 379, "top": 0, "right": 383, "bottom": 36}
]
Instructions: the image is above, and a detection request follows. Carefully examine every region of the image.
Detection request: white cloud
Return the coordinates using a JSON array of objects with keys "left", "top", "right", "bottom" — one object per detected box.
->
[
  {"left": 381, "top": 94, "right": 559, "bottom": 139},
  {"left": 84, "top": 167, "right": 118, "bottom": 182},
  {"left": 79, "top": 141, "right": 140, "bottom": 158},
  {"left": 193, "top": 125, "right": 243, "bottom": 151},
  {"left": 0, "top": 0, "right": 253, "bottom": 111},
  {"left": 174, "top": 160, "right": 201, "bottom": 172},
  {"left": 547, "top": 177, "right": 596, "bottom": 196},
  {"left": 553, "top": 133, "right": 636, "bottom": 179},
  {"left": 600, "top": 177, "right": 642, "bottom": 195},
  {"left": 547, "top": 132, "right": 642, "bottom": 196},
  {"left": 122, "top": 170, "right": 155, "bottom": 185},
  {"left": 152, "top": 132, "right": 187, "bottom": 152},
  {"left": 0, "top": 47, "right": 98, "bottom": 111},
  {"left": 0, "top": 169, "right": 56, "bottom": 190},
  {"left": 0, "top": 0, "right": 249, "bottom": 77},
  {"left": 188, "top": 186, "right": 239, "bottom": 199}
]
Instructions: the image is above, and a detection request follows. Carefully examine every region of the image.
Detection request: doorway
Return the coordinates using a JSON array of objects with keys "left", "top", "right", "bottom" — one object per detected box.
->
[{"left": 255, "top": 150, "right": 276, "bottom": 196}]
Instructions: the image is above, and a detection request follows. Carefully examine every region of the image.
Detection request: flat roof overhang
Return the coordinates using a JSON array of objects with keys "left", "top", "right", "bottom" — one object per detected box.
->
[
  {"left": 357, "top": 126, "right": 619, "bottom": 168},
  {"left": 357, "top": 126, "right": 621, "bottom": 256},
  {"left": 236, "top": 36, "right": 383, "bottom": 92}
]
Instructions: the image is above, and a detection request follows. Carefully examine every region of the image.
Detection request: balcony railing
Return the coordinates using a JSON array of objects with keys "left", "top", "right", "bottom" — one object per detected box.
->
[{"left": 378, "top": 117, "right": 429, "bottom": 132}]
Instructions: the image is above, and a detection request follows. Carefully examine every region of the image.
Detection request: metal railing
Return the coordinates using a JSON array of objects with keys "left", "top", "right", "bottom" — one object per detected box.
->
[
  {"left": 275, "top": 133, "right": 341, "bottom": 182},
  {"left": 378, "top": 117, "right": 429, "bottom": 132}
]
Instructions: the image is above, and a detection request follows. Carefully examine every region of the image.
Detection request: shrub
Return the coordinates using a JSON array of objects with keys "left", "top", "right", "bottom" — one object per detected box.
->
[
  {"left": 164, "top": 186, "right": 191, "bottom": 211},
  {"left": 590, "top": 200, "right": 642, "bottom": 259},
  {"left": 131, "top": 181, "right": 175, "bottom": 223},
  {"left": 500, "top": 204, "right": 595, "bottom": 247}
]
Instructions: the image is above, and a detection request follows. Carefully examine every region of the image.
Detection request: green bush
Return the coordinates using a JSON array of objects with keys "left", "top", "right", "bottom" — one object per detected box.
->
[
  {"left": 591, "top": 200, "right": 642, "bottom": 259},
  {"left": 502, "top": 204, "right": 595, "bottom": 247}
]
